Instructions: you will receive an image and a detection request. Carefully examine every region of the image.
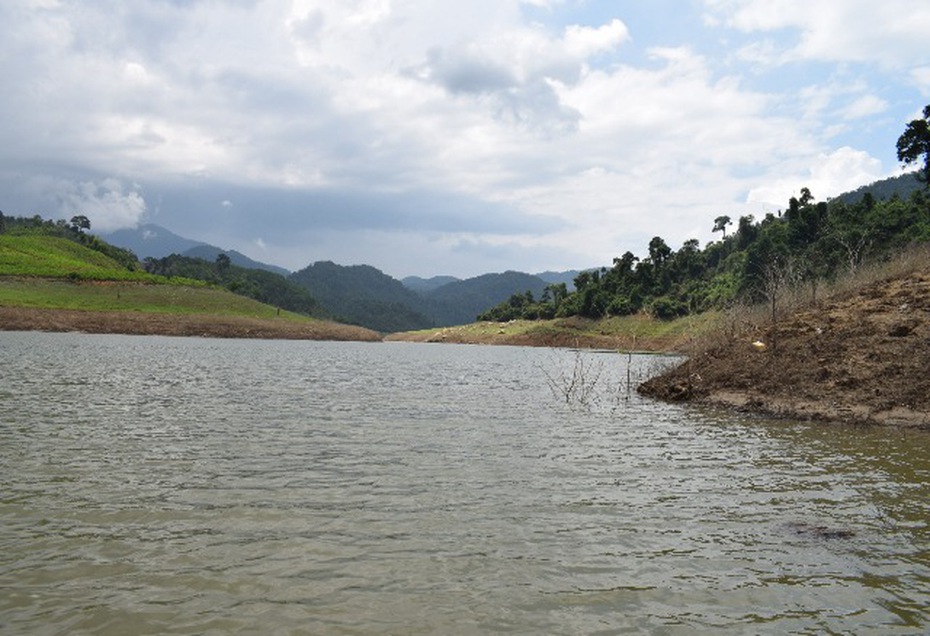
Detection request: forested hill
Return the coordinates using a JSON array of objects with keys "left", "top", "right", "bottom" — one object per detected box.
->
[
  {"left": 287, "top": 262, "right": 556, "bottom": 331},
  {"left": 401, "top": 275, "right": 460, "bottom": 294},
  {"left": 423, "top": 271, "right": 550, "bottom": 326},
  {"left": 289, "top": 261, "right": 434, "bottom": 332},
  {"left": 479, "top": 173, "right": 930, "bottom": 322},
  {"left": 833, "top": 172, "right": 922, "bottom": 205}
]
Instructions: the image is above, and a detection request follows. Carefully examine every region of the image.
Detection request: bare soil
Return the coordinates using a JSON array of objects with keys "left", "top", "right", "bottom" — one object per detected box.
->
[
  {"left": 0, "top": 307, "right": 381, "bottom": 341},
  {"left": 639, "top": 269, "right": 930, "bottom": 428},
  {"left": 384, "top": 316, "right": 704, "bottom": 352}
]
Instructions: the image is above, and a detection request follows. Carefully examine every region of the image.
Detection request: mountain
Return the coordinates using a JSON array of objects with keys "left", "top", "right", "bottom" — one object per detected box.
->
[
  {"left": 102, "top": 223, "right": 289, "bottom": 276},
  {"left": 402, "top": 275, "right": 460, "bottom": 293},
  {"left": 833, "top": 172, "right": 922, "bottom": 205},
  {"left": 424, "top": 271, "right": 550, "bottom": 326},
  {"left": 183, "top": 244, "right": 290, "bottom": 276},
  {"left": 535, "top": 270, "right": 581, "bottom": 290},
  {"left": 290, "top": 263, "right": 562, "bottom": 331},
  {"left": 289, "top": 261, "right": 435, "bottom": 332},
  {"left": 102, "top": 223, "right": 206, "bottom": 259}
]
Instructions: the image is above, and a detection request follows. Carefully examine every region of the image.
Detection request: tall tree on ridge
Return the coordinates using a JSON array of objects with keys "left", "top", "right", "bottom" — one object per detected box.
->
[{"left": 897, "top": 104, "right": 930, "bottom": 185}]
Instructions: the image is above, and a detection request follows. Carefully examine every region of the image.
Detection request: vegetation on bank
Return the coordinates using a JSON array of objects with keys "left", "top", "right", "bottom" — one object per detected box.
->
[
  {"left": 638, "top": 244, "right": 930, "bottom": 426},
  {"left": 0, "top": 277, "right": 307, "bottom": 319},
  {"left": 479, "top": 178, "right": 929, "bottom": 323},
  {"left": 142, "top": 253, "right": 324, "bottom": 317},
  {"left": 480, "top": 107, "right": 930, "bottom": 324}
]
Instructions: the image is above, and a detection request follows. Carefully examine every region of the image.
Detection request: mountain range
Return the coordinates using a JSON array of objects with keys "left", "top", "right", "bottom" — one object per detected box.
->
[
  {"left": 101, "top": 224, "right": 581, "bottom": 331},
  {"left": 94, "top": 171, "right": 928, "bottom": 332}
]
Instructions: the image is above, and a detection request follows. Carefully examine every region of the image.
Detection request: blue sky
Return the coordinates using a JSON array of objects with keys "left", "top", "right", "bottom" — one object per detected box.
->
[{"left": 1, "top": 0, "right": 928, "bottom": 277}]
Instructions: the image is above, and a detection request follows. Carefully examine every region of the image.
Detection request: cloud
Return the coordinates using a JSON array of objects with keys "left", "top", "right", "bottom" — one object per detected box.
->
[
  {"left": 704, "top": 0, "right": 930, "bottom": 67},
  {"left": 34, "top": 177, "right": 148, "bottom": 232},
  {"left": 0, "top": 1, "right": 924, "bottom": 277},
  {"left": 746, "top": 147, "right": 885, "bottom": 209},
  {"left": 840, "top": 95, "right": 888, "bottom": 121},
  {"left": 563, "top": 19, "right": 630, "bottom": 58}
]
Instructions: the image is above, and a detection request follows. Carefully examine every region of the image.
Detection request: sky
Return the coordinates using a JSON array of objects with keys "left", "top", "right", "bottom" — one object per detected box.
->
[{"left": 1, "top": 0, "right": 929, "bottom": 278}]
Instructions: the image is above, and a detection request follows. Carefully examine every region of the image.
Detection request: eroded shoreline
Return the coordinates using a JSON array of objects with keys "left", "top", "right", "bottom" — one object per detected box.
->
[{"left": 0, "top": 306, "right": 381, "bottom": 341}]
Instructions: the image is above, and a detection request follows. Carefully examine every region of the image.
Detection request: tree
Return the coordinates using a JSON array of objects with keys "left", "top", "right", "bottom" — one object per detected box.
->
[
  {"left": 647, "top": 236, "right": 671, "bottom": 266},
  {"left": 712, "top": 215, "right": 732, "bottom": 238},
  {"left": 215, "top": 252, "right": 231, "bottom": 274},
  {"left": 69, "top": 215, "right": 91, "bottom": 233},
  {"left": 897, "top": 104, "right": 930, "bottom": 185}
]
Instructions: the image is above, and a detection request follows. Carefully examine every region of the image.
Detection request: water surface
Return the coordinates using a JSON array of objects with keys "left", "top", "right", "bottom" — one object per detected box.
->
[{"left": 1, "top": 332, "right": 928, "bottom": 634}]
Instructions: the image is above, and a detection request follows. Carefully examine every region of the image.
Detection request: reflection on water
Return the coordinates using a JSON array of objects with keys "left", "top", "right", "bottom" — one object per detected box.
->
[{"left": 1, "top": 331, "right": 928, "bottom": 634}]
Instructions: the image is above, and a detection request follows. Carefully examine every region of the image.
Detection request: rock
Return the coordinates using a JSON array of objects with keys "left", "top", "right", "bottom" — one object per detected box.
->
[{"left": 888, "top": 323, "right": 913, "bottom": 337}]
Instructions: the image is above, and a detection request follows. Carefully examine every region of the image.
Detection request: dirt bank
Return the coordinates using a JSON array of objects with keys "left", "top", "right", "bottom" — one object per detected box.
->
[
  {"left": 385, "top": 315, "right": 709, "bottom": 352},
  {"left": 639, "top": 268, "right": 930, "bottom": 428},
  {"left": 0, "top": 306, "right": 382, "bottom": 341}
]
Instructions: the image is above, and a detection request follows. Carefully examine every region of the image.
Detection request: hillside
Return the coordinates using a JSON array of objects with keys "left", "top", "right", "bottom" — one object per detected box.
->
[
  {"left": 0, "top": 234, "right": 158, "bottom": 282},
  {"left": 0, "top": 233, "right": 379, "bottom": 341},
  {"left": 402, "top": 275, "right": 460, "bottom": 293},
  {"left": 424, "top": 271, "right": 550, "bottom": 326},
  {"left": 289, "top": 261, "right": 560, "bottom": 331},
  {"left": 289, "top": 261, "right": 435, "bottom": 332},
  {"left": 638, "top": 249, "right": 930, "bottom": 427}
]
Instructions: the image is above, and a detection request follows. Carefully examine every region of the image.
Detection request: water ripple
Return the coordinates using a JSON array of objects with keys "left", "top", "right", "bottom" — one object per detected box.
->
[{"left": 1, "top": 333, "right": 928, "bottom": 634}]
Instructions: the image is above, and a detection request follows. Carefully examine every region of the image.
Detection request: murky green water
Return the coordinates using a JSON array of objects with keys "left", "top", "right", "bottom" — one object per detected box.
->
[{"left": 1, "top": 331, "right": 928, "bottom": 634}]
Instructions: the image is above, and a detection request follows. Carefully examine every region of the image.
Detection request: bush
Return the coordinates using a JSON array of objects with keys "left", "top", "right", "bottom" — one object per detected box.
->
[{"left": 650, "top": 296, "right": 688, "bottom": 320}]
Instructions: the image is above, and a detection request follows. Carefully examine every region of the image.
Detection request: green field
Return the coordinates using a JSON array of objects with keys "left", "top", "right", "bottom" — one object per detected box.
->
[
  {"left": 0, "top": 234, "right": 311, "bottom": 321},
  {"left": 0, "top": 278, "right": 318, "bottom": 321},
  {"left": 0, "top": 235, "right": 163, "bottom": 281}
]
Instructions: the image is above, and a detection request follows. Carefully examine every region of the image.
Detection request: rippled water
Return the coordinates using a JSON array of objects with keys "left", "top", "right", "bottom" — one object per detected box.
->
[{"left": 1, "top": 331, "right": 928, "bottom": 634}]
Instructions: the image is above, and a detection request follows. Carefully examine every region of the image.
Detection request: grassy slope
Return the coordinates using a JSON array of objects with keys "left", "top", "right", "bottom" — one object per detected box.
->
[
  {"left": 0, "top": 235, "right": 160, "bottom": 281},
  {"left": 0, "top": 235, "right": 378, "bottom": 341}
]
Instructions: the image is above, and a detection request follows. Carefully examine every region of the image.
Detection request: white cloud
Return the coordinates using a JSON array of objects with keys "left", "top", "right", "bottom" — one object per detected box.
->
[
  {"left": 0, "top": 1, "right": 925, "bottom": 276},
  {"left": 704, "top": 0, "right": 930, "bottom": 67},
  {"left": 563, "top": 19, "right": 629, "bottom": 58},
  {"left": 911, "top": 67, "right": 930, "bottom": 96},
  {"left": 840, "top": 95, "right": 888, "bottom": 121},
  {"left": 746, "top": 147, "right": 884, "bottom": 209},
  {"left": 36, "top": 178, "right": 148, "bottom": 232}
]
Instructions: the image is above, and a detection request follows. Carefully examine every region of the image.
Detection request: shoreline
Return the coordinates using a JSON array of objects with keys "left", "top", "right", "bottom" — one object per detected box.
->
[
  {"left": 638, "top": 267, "right": 930, "bottom": 429},
  {"left": 0, "top": 306, "right": 381, "bottom": 341},
  {"left": 695, "top": 390, "right": 930, "bottom": 429}
]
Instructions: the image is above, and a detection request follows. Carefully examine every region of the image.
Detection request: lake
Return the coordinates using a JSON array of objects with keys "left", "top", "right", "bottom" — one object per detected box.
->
[{"left": 1, "top": 331, "right": 928, "bottom": 634}]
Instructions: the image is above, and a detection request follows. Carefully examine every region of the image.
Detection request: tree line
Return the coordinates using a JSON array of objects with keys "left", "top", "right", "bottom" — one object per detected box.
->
[
  {"left": 479, "top": 105, "right": 930, "bottom": 322},
  {"left": 142, "top": 253, "right": 323, "bottom": 316}
]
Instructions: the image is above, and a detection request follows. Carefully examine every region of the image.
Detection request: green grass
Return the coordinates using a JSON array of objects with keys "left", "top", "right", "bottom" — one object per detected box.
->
[
  {"left": 0, "top": 235, "right": 162, "bottom": 281},
  {"left": 0, "top": 234, "right": 316, "bottom": 322},
  {"left": 0, "top": 278, "right": 318, "bottom": 321}
]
